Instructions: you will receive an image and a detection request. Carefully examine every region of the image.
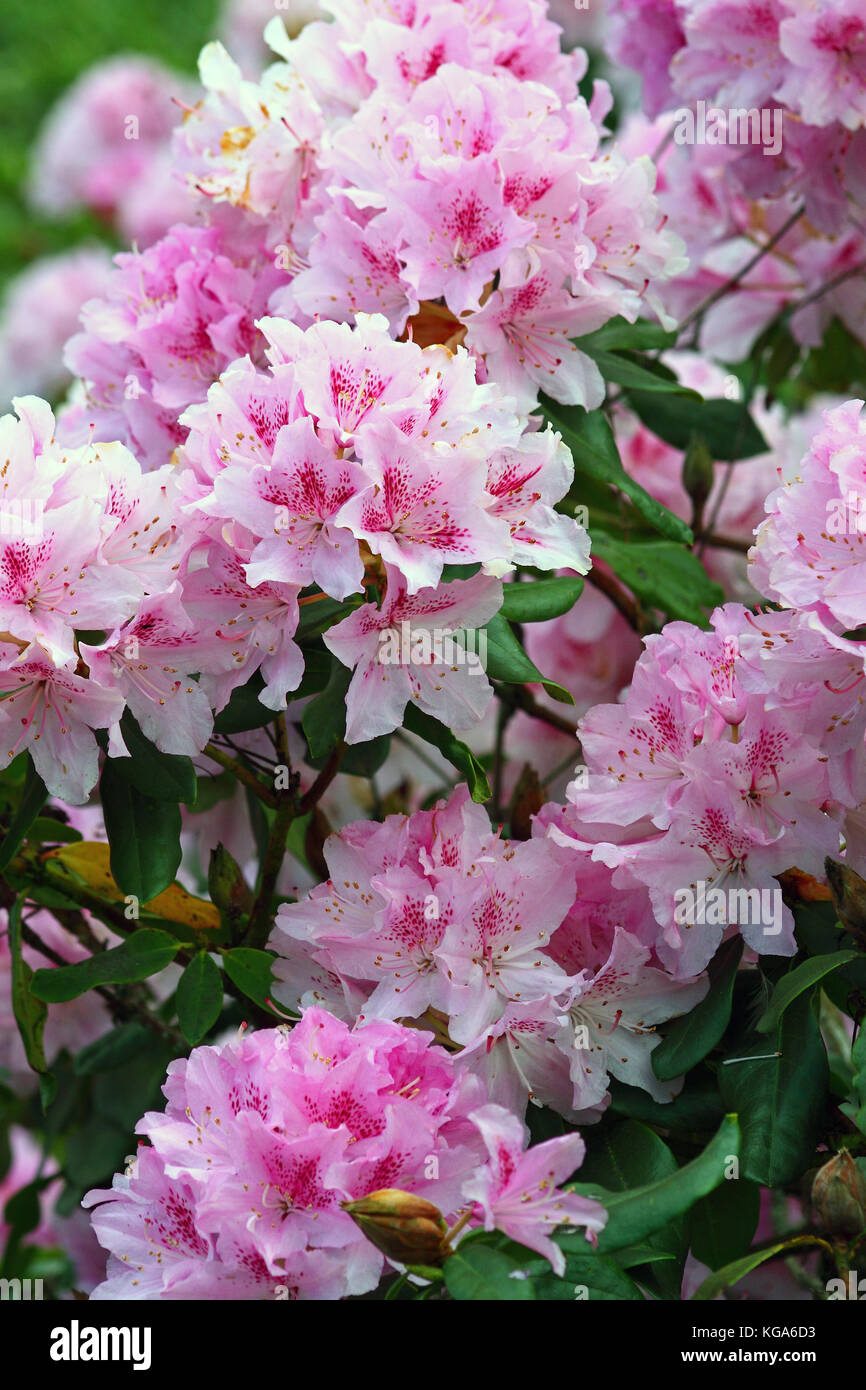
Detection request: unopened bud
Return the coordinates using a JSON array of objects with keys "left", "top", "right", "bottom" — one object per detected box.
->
[
  {"left": 343, "top": 1188, "right": 450, "bottom": 1264},
  {"left": 811, "top": 1150, "right": 866, "bottom": 1239},
  {"left": 208, "top": 842, "right": 253, "bottom": 929},
  {"left": 681, "top": 434, "right": 714, "bottom": 531},
  {"left": 825, "top": 858, "right": 866, "bottom": 937}
]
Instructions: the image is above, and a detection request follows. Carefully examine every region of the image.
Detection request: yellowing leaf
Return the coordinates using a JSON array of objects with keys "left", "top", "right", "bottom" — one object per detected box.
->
[{"left": 45, "top": 842, "right": 221, "bottom": 931}]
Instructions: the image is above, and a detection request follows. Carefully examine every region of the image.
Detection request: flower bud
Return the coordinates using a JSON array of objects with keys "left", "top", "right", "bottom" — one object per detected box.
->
[
  {"left": 681, "top": 434, "right": 714, "bottom": 531},
  {"left": 208, "top": 842, "right": 252, "bottom": 929},
  {"left": 343, "top": 1189, "right": 450, "bottom": 1264},
  {"left": 811, "top": 1151, "right": 866, "bottom": 1239}
]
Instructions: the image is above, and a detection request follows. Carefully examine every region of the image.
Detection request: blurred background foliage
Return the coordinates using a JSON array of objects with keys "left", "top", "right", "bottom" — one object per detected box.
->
[{"left": 0, "top": 0, "right": 218, "bottom": 289}]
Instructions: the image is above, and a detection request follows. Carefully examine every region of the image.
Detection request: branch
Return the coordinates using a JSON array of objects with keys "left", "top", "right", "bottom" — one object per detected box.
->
[
  {"left": 676, "top": 205, "right": 805, "bottom": 341},
  {"left": 203, "top": 742, "right": 278, "bottom": 807},
  {"left": 586, "top": 564, "right": 645, "bottom": 633}
]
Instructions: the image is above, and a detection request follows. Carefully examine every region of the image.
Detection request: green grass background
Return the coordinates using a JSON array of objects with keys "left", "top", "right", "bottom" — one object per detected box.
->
[{"left": 0, "top": 0, "right": 219, "bottom": 290}]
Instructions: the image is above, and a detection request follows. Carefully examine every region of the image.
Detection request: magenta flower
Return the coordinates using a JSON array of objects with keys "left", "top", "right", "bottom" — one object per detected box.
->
[{"left": 463, "top": 1104, "right": 606, "bottom": 1275}]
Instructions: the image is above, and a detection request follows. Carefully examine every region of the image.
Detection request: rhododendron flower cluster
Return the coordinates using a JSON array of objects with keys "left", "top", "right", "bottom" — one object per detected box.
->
[
  {"left": 549, "top": 597, "right": 866, "bottom": 976},
  {"left": 608, "top": 1, "right": 866, "bottom": 356},
  {"left": 169, "top": 3, "right": 685, "bottom": 411},
  {"left": 178, "top": 311, "right": 589, "bottom": 729},
  {"left": 269, "top": 785, "right": 707, "bottom": 1119},
  {"left": 84, "top": 1009, "right": 604, "bottom": 1298},
  {"left": 3, "top": 0, "right": 866, "bottom": 1312},
  {"left": 609, "top": 0, "right": 866, "bottom": 229}
]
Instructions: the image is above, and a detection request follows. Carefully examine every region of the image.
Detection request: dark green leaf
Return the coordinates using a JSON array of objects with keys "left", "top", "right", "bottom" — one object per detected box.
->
[
  {"left": 296, "top": 593, "right": 364, "bottom": 641},
  {"left": 25, "top": 818, "right": 83, "bottom": 845},
  {"left": 402, "top": 705, "right": 490, "bottom": 802},
  {"left": 482, "top": 613, "right": 574, "bottom": 703},
  {"left": 0, "top": 756, "right": 47, "bottom": 871},
  {"left": 106, "top": 712, "right": 196, "bottom": 803},
  {"left": 624, "top": 392, "right": 769, "bottom": 461},
  {"left": 587, "top": 350, "right": 700, "bottom": 395},
  {"left": 221, "top": 947, "right": 279, "bottom": 1013},
  {"left": 609, "top": 1073, "right": 725, "bottom": 1132},
  {"left": 8, "top": 896, "right": 49, "bottom": 1076},
  {"left": 31, "top": 929, "right": 181, "bottom": 1002},
  {"left": 756, "top": 951, "right": 860, "bottom": 1034},
  {"left": 444, "top": 1245, "right": 535, "bottom": 1300},
  {"left": 500, "top": 575, "right": 584, "bottom": 623},
  {"left": 719, "top": 992, "right": 829, "bottom": 1186},
  {"left": 692, "top": 1238, "right": 825, "bottom": 1301},
  {"left": 302, "top": 661, "right": 350, "bottom": 759},
  {"left": 579, "top": 1119, "right": 685, "bottom": 1298},
  {"left": 74, "top": 1022, "right": 153, "bottom": 1076},
  {"left": 840, "top": 1023, "right": 866, "bottom": 1135},
  {"left": 539, "top": 398, "right": 693, "bottom": 544},
  {"left": 101, "top": 762, "right": 183, "bottom": 901},
  {"left": 176, "top": 951, "right": 224, "bottom": 1045},
  {"left": 688, "top": 1178, "right": 761, "bottom": 1271},
  {"left": 213, "top": 672, "right": 279, "bottom": 735},
  {"left": 653, "top": 938, "right": 743, "bottom": 1081},
  {"left": 582, "top": 1114, "right": 741, "bottom": 1253},
  {"left": 573, "top": 316, "right": 677, "bottom": 353},
  {"left": 592, "top": 531, "right": 724, "bottom": 627}
]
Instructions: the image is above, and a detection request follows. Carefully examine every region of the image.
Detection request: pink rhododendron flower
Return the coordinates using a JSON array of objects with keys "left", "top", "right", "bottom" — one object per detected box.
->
[
  {"left": 0, "top": 249, "right": 114, "bottom": 408},
  {"left": 28, "top": 56, "right": 196, "bottom": 224},
  {"left": 63, "top": 224, "right": 284, "bottom": 469},
  {"left": 83, "top": 1008, "right": 602, "bottom": 1298},
  {"left": 464, "top": 1104, "right": 606, "bottom": 1274},
  {"left": 323, "top": 567, "right": 502, "bottom": 743}
]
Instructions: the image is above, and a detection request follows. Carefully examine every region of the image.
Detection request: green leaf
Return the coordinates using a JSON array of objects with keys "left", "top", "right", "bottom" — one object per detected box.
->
[
  {"left": 756, "top": 951, "right": 860, "bottom": 1034},
  {"left": 302, "top": 661, "right": 350, "bottom": 759},
  {"left": 444, "top": 1245, "right": 536, "bottom": 1300},
  {"left": 608, "top": 1073, "right": 725, "bottom": 1132},
  {"left": 573, "top": 316, "right": 678, "bottom": 353},
  {"left": 584, "top": 1114, "right": 741, "bottom": 1253},
  {"left": 8, "top": 897, "right": 49, "bottom": 1076},
  {"left": 106, "top": 712, "right": 197, "bottom": 803},
  {"left": 653, "top": 938, "right": 743, "bottom": 1081},
  {"left": 624, "top": 392, "right": 769, "bottom": 461},
  {"left": 25, "top": 818, "right": 83, "bottom": 845},
  {"left": 74, "top": 1022, "right": 153, "bottom": 1076},
  {"left": 300, "top": 662, "right": 390, "bottom": 775},
  {"left": 31, "top": 929, "right": 181, "bottom": 1003},
  {"left": 719, "top": 992, "right": 829, "bottom": 1186},
  {"left": 840, "top": 1021, "right": 866, "bottom": 1135},
  {"left": 500, "top": 575, "right": 584, "bottom": 623},
  {"left": 535, "top": 1253, "right": 644, "bottom": 1301},
  {"left": 100, "top": 762, "right": 183, "bottom": 901},
  {"left": 401, "top": 705, "right": 490, "bottom": 802},
  {"left": 176, "top": 951, "right": 224, "bottom": 1045},
  {"left": 482, "top": 612, "right": 574, "bottom": 703},
  {"left": 539, "top": 398, "right": 692, "bottom": 544},
  {"left": 587, "top": 350, "right": 700, "bottom": 396},
  {"left": 688, "top": 1178, "right": 761, "bottom": 1271},
  {"left": 591, "top": 531, "right": 724, "bottom": 627},
  {"left": 691, "top": 1237, "right": 825, "bottom": 1301},
  {"left": 0, "top": 756, "right": 47, "bottom": 871},
  {"left": 296, "top": 592, "right": 364, "bottom": 641},
  {"left": 221, "top": 947, "right": 279, "bottom": 1013},
  {"left": 578, "top": 1119, "right": 685, "bottom": 1298}
]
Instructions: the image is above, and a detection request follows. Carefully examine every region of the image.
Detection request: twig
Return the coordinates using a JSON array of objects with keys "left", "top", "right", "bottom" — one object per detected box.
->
[
  {"left": 676, "top": 204, "right": 805, "bottom": 341},
  {"left": 203, "top": 742, "right": 278, "bottom": 807},
  {"left": 586, "top": 565, "right": 644, "bottom": 632}
]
